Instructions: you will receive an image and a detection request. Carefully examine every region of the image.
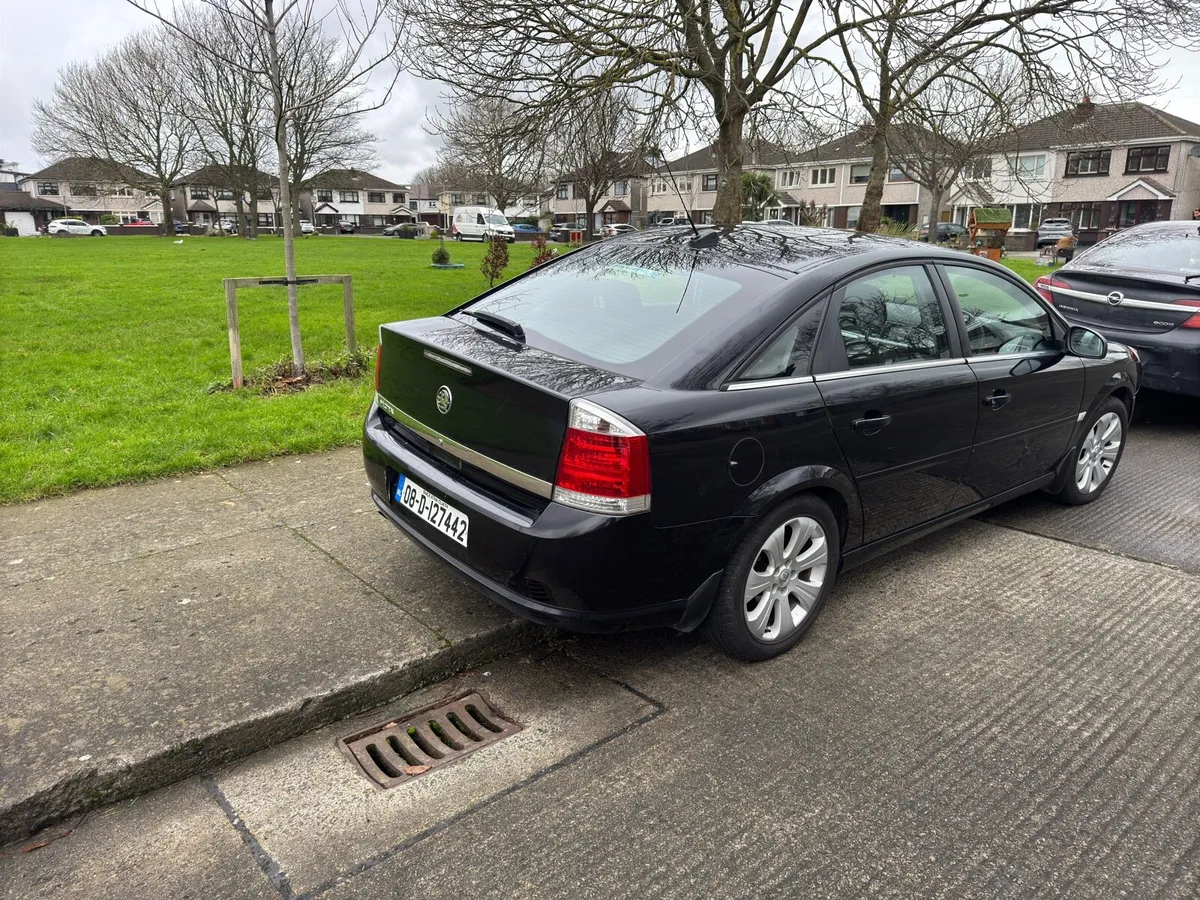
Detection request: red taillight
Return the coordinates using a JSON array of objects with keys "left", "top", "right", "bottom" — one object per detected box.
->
[
  {"left": 1033, "top": 275, "right": 1069, "bottom": 304},
  {"left": 1174, "top": 299, "right": 1200, "bottom": 329},
  {"left": 553, "top": 400, "right": 651, "bottom": 515},
  {"left": 374, "top": 343, "right": 382, "bottom": 391}
]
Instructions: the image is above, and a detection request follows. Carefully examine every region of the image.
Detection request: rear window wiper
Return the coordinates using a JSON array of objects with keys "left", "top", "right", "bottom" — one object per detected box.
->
[{"left": 463, "top": 309, "right": 525, "bottom": 342}]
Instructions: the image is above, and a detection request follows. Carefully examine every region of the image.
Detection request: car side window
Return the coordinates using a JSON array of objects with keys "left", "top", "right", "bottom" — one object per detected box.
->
[
  {"left": 942, "top": 266, "right": 1054, "bottom": 355},
  {"left": 737, "top": 300, "right": 826, "bottom": 381},
  {"left": 835, "top": 266, "right": 950, "bottom": 369}
]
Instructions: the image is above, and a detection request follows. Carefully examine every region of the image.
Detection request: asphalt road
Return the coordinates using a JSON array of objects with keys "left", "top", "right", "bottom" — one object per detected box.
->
[{"left": 4, "top": 395, "right": 1198, "bottom": 899}]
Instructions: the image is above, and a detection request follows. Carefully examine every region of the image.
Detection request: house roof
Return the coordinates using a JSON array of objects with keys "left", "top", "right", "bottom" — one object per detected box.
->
[
  {"left": 1106, "top": 177, "right": 1177, "bottom": 201},
  {"left": 187, "top": 199, "right": 217, "bottom": 212},
  {"left": 312, "top": 202, "right": 339, "bottom": 213},
  {"left": 664, "top": 140, "right": 788, "bottom": 172},
  {"left": 26, "top": 156, "right": 151, "bottom": 185},
  {"left": 600, "top": 199, "right": 631, "bottom": 212},
  {"left": 306, "top": 168, "right": 405, "bottom": 190},
  {"left": 998, "top": 101, "right": 1200, "bottom": 152},
  {"left": 389, "top": 205, "right": 415, "bottom": 217},
  {"left": 176, "top": 164, "right": 276, "bottom": 188},
  {"left": 0, "top": 191, "right": 67, "bottom": 212}
]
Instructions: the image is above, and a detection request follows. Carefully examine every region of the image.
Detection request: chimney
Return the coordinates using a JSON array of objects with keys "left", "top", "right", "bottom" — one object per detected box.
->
[{"left": 1076, "top": 94, "right": 1095, "bottom": 116}]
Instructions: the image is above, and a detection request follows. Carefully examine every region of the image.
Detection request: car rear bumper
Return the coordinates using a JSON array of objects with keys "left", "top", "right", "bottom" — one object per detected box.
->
[
  {"left": 362, "top": 402, "right": 724, "bottom": 632},
  {"left": 1088, "top": 326, "right": 1200, "bottom": 396}
]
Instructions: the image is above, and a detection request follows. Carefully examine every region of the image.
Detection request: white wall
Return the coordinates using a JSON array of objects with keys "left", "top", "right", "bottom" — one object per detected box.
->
[{"left": 5, "top": 211, "right": 36, "bottom": 234}]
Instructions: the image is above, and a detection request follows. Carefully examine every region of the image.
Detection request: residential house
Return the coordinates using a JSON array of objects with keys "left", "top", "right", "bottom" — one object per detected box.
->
[
  {"left": 767, "top": 130, "right": 925, "bottom": 228},
  {"left": 547, "top": 174, "right": 645, "bottom": 229},
  {"left": 20, "top": 157, "right": 163, "bottom": 225},
  {"left": 171, "top": 164, "right": 277, "bottom": 230},
  {"left": 407, "top": 183, "right": 444, "bottom": 227},
  {"left": 0, "top": 189, "right": 68, "bottom": 235},
  {"left": 302, "top": 169, "right": 411, "bottom": 229},
  {"left": 948, "top": 100, "right": 1200, "bottom": 248},
  {"left": 644, "top": 143, "right": 783, "bottom": 225}
]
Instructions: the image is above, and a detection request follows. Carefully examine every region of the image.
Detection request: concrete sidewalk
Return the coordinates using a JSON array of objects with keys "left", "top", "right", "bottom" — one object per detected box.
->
[{"left": 0, "top": 448, "right": 541, "bottom": 845}]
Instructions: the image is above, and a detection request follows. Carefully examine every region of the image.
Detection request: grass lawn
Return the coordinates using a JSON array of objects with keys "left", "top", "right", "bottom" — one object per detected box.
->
[
  {"left": 0, "top": 235, "right": 1053, "bottom": 504},
  {"left": 0, "top": 234, "right": 540, "bottom": 503}
]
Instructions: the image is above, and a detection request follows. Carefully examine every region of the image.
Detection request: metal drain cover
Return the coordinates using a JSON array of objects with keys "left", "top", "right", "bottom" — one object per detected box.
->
[{"left": 339, "top": 691, "right": 522, "bottom": 788}]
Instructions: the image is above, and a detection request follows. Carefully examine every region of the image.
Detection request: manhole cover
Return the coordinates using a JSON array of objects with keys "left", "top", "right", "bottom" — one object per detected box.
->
[{"left": 339, "top": 691, "right": 522, "bottom": 788}]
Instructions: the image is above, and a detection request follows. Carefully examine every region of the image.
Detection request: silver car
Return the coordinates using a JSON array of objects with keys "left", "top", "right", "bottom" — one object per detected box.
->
[
  {"left": 46, "top": 218, "right": 106, "bottom": 237},
  {"left": 1037, "top": 218, "right": 1075, "bottom": 247}
]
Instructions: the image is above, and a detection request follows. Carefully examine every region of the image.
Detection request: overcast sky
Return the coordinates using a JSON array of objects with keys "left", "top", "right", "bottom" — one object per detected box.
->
[{"left": 2, "top": 0, "right": 1199, "bottom": 183}]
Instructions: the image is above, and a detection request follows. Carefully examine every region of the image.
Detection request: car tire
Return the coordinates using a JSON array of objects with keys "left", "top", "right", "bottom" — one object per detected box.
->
[
  {"left": 1053, "top": 396, "right": 1128, "bottom": 506},
  {"left": 91, "top": 230, "right": 104, "bottom": 236},
  {"left": 703, "top": 493, "right": 840, "bottom": 661}
]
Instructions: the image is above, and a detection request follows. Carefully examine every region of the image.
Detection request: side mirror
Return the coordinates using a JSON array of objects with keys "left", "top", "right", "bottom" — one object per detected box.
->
[{"left": 1067, "top": 325, "right": 1107, "bottom": 359}]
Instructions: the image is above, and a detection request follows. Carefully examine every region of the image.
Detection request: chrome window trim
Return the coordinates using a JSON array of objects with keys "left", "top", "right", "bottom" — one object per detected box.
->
[
  {"left": 813, "top": 357, "right": 968, "bottom": 382},
  {"left": 724, "top": 375, "right": 816, "bottom": 391},
  {"left": 423, "top": 349, "right": 473, "bottom": 375},
  {"left": 376, "top": 394, "right": 553, "bottom": 499},
  {"left": 967, "top": 350, "right": 1061, "bottom": 362},
  {"left": 1046, "top": 284, "right": 1189, "bottom": 314}
]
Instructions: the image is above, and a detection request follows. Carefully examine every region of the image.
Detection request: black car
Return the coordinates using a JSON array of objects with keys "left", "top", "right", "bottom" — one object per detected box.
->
[
  {"left": 920, "top": 222, "right": 969, "bottom": 243},
  {"left": 1035, "top": 220, "right": 1200, "bottom": 396},
  {"left": 549, "top": 222, "right": 586, "bottom": 243},
  {"left": 364, "top": 226, "right": 1138, "bottom": 660}
]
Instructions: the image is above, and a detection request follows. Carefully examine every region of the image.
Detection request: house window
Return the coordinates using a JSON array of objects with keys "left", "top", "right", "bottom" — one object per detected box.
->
[
  {"left": 846, "top": 205, "right": 862, "bottom": 228},
  {"left": 1065, "top": 149, "right": 1110, "bottom": 177},
  {"left": 1014, "top": 154, "right": 1047, "bottom": 178},
  {"left": 555, "top": 184, "right": 569, "bottom": 200},
  {"left": 257, "top": 213, "right": 274, "bottom": 227},
  {"left": 215, "top": 188, "right": 234, "bottom": 199},
  {"left": 702, "top": 174, "right": 718, "bottom": 192},
  {"left": 613, "top": 181, "right": 628, "bottom": 196},
  {"left": 73, "top": 184, "right": 98, "bottom": 197},
  {"left": 965, "top": 158, "right": 992, "bottom": 180},
  {"left": 190, "top": 187, "right": 209, "bottom": 200},
  {"left": 316, "top": 189, "right": 333, "bottom": 202},
  {"left": 474, "top": 193, "right": 488, "bottom": 204},
  {"left": 678, "top": 179, "right": 692, "bottom": 193},
  {"left": 339, "top": 190, "right": 359, "bottom": 202},
  {"left": 811, "top": 167, "right": 836, "bottom": 186},
  {"left": 37, "top": 181, "right": 59, "bottom": 195},
  {"left": 887, "top": 166, "right": 911, "bottom": 183},
  {"left": 849, "top": 165, "right": 870, "bottom": 184},
  {"left": 1010, "top": 203, "right": 1042, "bottom": 230},
  {"left": 1126, "top": 145, "right": 1170, "bottom": 174},
  {"left": 367, "top": 191, "right": 385, "bottom": 203},
  {"left": 450, "top": 193, "right": 464, "bottom": 205},
  {"left": 1067, "top": 202, "right": 1103, "bottom": 230},
  {"left": 392, "top": 192, "right": 405, "bottom": 203},
  {"left": 115, "top": 186, "right": 134, "bottom": 197},
  {"left": 256, "top": 188, "right": 272, "bottom": 200},
  {"left": 409, "top": 200, "right": 418, "bottom": 210}
]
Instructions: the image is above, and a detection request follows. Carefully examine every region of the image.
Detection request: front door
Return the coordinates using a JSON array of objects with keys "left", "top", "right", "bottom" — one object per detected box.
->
[
  {"left": 938, "top": 263, "right": 1085, "bottom": 502},
  {"left": 815, "top": 264, "right": 978, "bottom": 544}
]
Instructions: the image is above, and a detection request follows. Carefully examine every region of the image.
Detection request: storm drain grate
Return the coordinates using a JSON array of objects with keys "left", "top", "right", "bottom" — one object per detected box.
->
[{"left": 338, "top": 691, "right": 522, "bottom": 789}]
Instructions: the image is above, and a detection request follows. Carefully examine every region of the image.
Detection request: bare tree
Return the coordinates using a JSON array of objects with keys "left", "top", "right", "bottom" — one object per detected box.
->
[
  {"left": 819, "top": 0, "right": 1200, "bottom": 232},
  {"left": 549, "top": 90, "right": 650, "bottom": 241},
  {"left": 126, "top": 0, "right": 399, "bottom": 372},
  {"left": 32, "top": 26, "right": 197, "bottom": 236},
  {"left": 428, "top": 95, "right": 547, "bottom": 212}
]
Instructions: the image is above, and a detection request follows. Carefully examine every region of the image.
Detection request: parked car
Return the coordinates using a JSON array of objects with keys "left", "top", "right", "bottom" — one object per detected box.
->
[
  {"left": 602, "top": 223, "right": 639, "bottom": 237},
  {"left": 173, "top": 220, "right": 189, "bottom": 234},
  {"left": 125, "top": 218, "right": 156, "bottom": 227},
  {"left": 451, "top": 206, "right": 516, "bottom": 243},
  {"left": 339, "top": 221, "right": 357, "bottom": 234},
  {"left": 299, "top": 219, "right": 315, "bottom": 235},
  {"left": 46, "top": 218, "right": 105, "bottom": 237},
  {"left": 511, "top": 223, "right": 543, "bottom": 234},
  {"left": 548, "top": 222, "right": 587, "bottom": 243},
  {"left": 1035, "top": 219, "right": 1200, "bottom": 397},
  {"left": 920, "top": 222, "right": 970, "bottom": 243},
  {"left": 654, "top": 217, "right": 678, "bottom": 227},
  {"left": 1036, "top": 218, "right": 1075, "bottom": 248},
  {"left": 216, "top": 219, "right": 238, "bottom": 234},
  {"left": 365, "top": 225, "right": 1138, "bottom": 661},
  {"left": 383, "top": 222, "right": 418, "bottom": 238}
]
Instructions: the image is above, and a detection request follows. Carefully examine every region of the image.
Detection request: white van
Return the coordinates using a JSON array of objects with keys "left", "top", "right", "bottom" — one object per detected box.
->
[{"left": 451, "top": 206, "right": 515, "bottom": 243}]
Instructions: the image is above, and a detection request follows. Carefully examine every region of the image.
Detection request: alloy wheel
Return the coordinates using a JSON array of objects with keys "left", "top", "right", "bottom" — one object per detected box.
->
[
  {"left": 743, "top": 516, "right": 828, "bottom": 642},
  {"left": 1075, "top": 412, "right": 1122, "bottom": 494}
]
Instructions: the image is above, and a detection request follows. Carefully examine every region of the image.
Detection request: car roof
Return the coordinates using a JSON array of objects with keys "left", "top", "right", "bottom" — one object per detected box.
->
[{"left": 612, "top": 223, "right": 960, "bottom": 274}]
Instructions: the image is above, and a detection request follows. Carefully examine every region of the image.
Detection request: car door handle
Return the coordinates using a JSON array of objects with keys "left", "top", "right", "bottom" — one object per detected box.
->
[
  {"left": 983, "top": 390, "right": 1011, "bottom": 410},
  {"left": 852, "top": 413, "right": 892, "bottom": 435}
]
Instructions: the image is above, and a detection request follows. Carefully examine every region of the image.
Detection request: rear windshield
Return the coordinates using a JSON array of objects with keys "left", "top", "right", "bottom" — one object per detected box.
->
[
  {"left": 1076, "top": 228, "right": 1200, "bottom": 277},
  {"left": 459, "top": 246, "right": 783, "bottom": 379}
]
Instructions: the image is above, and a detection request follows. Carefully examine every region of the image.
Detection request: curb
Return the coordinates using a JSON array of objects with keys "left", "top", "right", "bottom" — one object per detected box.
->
[{"left": 1, "top": 620, "right": 543, "bottom": 848}]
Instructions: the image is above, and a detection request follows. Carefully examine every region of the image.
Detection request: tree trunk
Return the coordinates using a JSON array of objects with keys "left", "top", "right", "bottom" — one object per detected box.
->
[
  {"left": 234, "top": 194, "right": 247, "bottom": 238},
  {"left": 711, "top": 105, "right": 746, "bottom": 225},
  {"left": 264, "top": 0, "right": 303, "bottom": 371},
  {"left": 249, "top": 193, "right": 259, "bottom": 240},
  {"left": 926, "top": 186, "right": 945, "bottom": 237},
  {"left": 857, "top": 120, "right": 891, "bottom": 233},
  {"left": 158, "top": 187, "right": 172, "bottom": 237}
]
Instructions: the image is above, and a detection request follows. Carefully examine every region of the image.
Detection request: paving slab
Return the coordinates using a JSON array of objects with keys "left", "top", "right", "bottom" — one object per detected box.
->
[
  {"left": 984, "top": 418, "right": 1200, "bottom": 574},
  {"left": 0, "top": 780, "right": 275, "bottom": 900},
  {"left": 0, "top": 448, "right": 539, "bottom": 846},
  {"left": 210, "top": 650, "right": 657, "bottom": 896}
]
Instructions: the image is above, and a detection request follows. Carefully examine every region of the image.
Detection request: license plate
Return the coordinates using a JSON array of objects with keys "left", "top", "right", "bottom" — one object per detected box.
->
[{"left": 393, "top": 475, "right": 469, "bottom": 547}]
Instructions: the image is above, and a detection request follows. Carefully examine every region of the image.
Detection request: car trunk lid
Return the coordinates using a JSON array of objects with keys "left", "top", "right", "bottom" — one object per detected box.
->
[{"left": 1045, "top": 267, "right": 1200, "bottom": 333}]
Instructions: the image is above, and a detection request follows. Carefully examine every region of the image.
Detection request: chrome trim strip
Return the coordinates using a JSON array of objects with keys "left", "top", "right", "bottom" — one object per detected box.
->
[
  {"left": 423, "top": 350, "right": 472, "bottom": 375},
  {"left": 375, "top": 393, "right": 553, "bottom": 499},
  {"left": 1047, "top": 284, "right": 1190, "bottom": 314},
  {"left": 968, "top": 351, "right": 1061, "bottom": 362},
  {"left": 724, "top": 375, "right": 816, "bottom": 391},
  {"left": 813, "top": 357, "right": 968, "bottom": 382}
]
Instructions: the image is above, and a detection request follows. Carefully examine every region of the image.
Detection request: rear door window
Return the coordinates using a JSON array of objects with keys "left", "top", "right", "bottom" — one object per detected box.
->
[
  {"left": 832, "top": 266, "right": 951, "bottom": 369},
  {"left": 736, "top": 300, "right": 827, "bottom": 381},
  {"left": 461, "top": 249, "right": 783, "bottom": 379}
]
